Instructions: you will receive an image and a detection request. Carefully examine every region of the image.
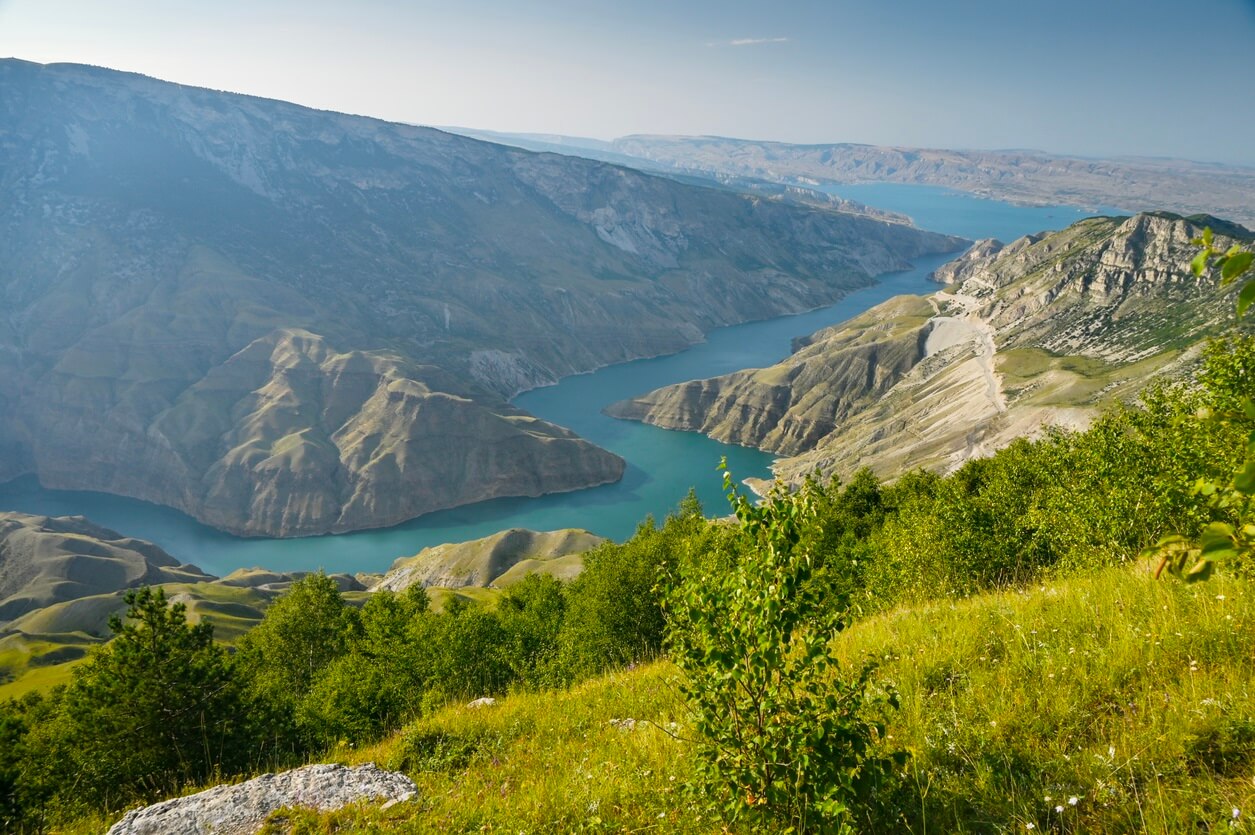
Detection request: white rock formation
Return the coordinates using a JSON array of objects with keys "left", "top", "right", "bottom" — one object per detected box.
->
[{"left": 105, "top": 763, "right": 416, "bottom": 835}]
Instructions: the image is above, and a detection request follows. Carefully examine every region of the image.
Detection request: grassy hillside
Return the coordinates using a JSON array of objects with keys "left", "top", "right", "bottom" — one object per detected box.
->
[{"left": 258, "top": 564, "right": 1253, "bottom": 833}]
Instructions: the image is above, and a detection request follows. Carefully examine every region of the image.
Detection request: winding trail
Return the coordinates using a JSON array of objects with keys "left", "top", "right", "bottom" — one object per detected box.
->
[{"left": 928, "top": 291, "right": 1006, "bottom": 414}]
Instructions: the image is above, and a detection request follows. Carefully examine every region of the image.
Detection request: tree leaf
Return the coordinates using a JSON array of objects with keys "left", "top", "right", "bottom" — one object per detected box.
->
[
  {"left": 1237, "top": 280, "right": 1255, "bottom": 318},
  {"left": 1185, "top": 558, "right": 1215, "bottom": 583},
  {"left": 1235, "top": 460, "right": 1255, "bottom": 494},
  {"left": 1191, "top": 250, "right": 1210, "bottom": 277},
  {"left": 1224, "top": 252, "right": 1254, "bottom": 285}
]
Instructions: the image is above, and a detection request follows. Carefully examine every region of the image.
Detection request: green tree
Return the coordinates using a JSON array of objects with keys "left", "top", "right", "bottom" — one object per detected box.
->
[
  {"left": 665, "top": 467, "right": 899, "bottom": 832},
  {"left": 236, "top": 572, "right": 355, "bottom": 751},
  {"left": 0, "top": 697, "right": 32, "bottom": 831},
  {"left": 423, "top": 601, "right": 512, "bottom": 702},
  {"left": 560, "top": 492, "right": 713, "bottom": 678},
  {"left": 44, "top": 588, "right": 247, "bottom": 813},
  {"left": 496, "top": 573, "right": 567, "bottom": 688},
  {"left": 299, "top": 587, "right": 431, "bottom": 747}
]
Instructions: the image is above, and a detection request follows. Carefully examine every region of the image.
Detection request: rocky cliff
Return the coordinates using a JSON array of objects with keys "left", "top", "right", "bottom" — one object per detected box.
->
[
  {"left": 609, "top": 213, "right": 1250, "bottom": 483},
  {"left": 0, "top": 60, "right": 961, "bottom": 536}
]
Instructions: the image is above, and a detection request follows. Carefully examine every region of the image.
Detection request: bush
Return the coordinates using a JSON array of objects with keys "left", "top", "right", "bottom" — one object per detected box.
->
[{"left": 665, "top": 469, "right": 901, "bottom": 832}]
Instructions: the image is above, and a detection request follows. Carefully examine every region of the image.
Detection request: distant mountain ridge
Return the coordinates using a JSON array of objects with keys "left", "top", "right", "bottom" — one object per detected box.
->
[
  {"left": 609, "top": 212, "right": 1251, "bottom": 483},
  {"left": 451, "top": 129, "right": 1255, "bottom": 227},
  {"left": 0, "top": 59, "right": 960, "bottom": 537}
]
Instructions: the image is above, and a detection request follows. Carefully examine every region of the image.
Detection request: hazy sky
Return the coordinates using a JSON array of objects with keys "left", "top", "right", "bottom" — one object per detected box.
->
[{"left": 3, "top": 0, "right": 1254, "bottom": 165}]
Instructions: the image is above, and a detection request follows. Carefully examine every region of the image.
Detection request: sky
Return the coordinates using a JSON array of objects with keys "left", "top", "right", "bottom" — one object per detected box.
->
[{"left": 3, "top": 0, "right": 1255, "bottom": 165}]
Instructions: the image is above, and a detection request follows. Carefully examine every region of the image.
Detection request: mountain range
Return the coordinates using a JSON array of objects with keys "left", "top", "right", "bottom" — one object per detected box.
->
[
  {"left": 0, "top": 59, "right": 960, "bottom": 537},
  {"left": 452, "top": 129, "right": 1255, "bottom": 228}
]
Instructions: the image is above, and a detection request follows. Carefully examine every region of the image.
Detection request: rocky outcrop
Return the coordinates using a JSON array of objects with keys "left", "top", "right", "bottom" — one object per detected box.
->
[
  {"left": 105, "top": 763, "right": 416, "bottom": 835},
  {"left": 0, "top": 512, "right": 212, "bottom": 627},
  {"left": 373, "top": 528, "right": 605, "bottom": 591},
  {"left": 611, "top": 213, "right": 1250, "bottom": 483},
  {"left": 0, "top": 59, "right": 961, "bottom": 537}
]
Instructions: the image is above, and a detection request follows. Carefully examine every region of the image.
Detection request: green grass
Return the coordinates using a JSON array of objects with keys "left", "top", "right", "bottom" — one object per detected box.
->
[
  {"left": 239, "top": 564, "right": 1255, "bottom": 833},
  {"left": 295, "top": 662, "right": 699, "bottom": 833},
  {"left": 0, "top": 634, "right": 90, "bottom": 699},
  {"left": 997, "top": 347, "right": 1179, "bottom": 408},
  {"left": 842, "top": 565, "right": 1255, "bottom": 833},
  {"left": 424, "top": 587, "right": 501, "bottom": 612},
  {"left": 0, "top": 581, "right": 274, "bottom": 699}
]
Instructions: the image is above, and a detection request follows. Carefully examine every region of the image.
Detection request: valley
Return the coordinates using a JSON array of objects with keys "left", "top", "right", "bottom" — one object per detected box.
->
[
  {"left": 0, "top": 166, "right": 1109, "bottom": 578},
  {"left": 0, "top": 59, "right": 959, "bottom": 539},
  {"left": 1, "top": 10, "right": 1253, "bottom": 829},
  {"left": 459, "top": 129, "right": 1255, "bottom": 228}
]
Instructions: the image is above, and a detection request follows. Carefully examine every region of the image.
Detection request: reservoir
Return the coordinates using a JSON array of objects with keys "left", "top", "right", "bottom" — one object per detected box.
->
[{"left": 0, "top": 185, "right": 1122, "bottom": 576}]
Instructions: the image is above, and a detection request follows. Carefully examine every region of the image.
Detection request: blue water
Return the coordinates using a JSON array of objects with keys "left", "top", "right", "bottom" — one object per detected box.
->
[
  {"left": 0, "top": 184, "right": 1121, "bottom": 577},
  {"left": 829, "top": 182, "right": 1126, "bottom": 244}
]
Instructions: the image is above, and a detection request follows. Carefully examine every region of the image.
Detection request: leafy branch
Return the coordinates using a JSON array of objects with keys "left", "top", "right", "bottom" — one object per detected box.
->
[{"left": 1149, "top": 228, "right": 1254, "bottom": 580}]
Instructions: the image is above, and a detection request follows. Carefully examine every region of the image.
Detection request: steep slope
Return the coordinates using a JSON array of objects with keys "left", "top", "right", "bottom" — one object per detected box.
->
[
  {"left": 0, "top": 60, "right": 961, "bottom": 536},
  {"left": 609, "top": 135, "right": 1255, "bottom": 226},
  {"left": 609, "top": 213, "right": 1249, "bottom": 482},
  {"left": 373, "top": 528, "right": 605, "bottom": 591},
  {"left": 0, "top": 512, "right": 212, "bottom": 627}
]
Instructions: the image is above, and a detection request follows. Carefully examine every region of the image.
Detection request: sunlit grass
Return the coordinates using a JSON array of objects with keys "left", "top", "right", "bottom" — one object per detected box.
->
[
  {"left": 94, "top": 564, "right": 1255, "bottom": 833},
  {"left": 323, "top": 661, "right": 702, "bottom": 832},
  {"left": 843, "top": 566, "right": 1255, "bottom": 833}
]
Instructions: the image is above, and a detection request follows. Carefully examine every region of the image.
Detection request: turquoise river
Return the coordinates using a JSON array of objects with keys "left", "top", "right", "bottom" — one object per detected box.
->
[{"left": 0, "top": 184, "right": 1129, "bottom": 576}]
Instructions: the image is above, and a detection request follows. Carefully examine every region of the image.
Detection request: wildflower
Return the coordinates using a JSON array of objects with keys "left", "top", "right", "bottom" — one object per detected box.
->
[
  {"left": 1026, "top": 824, "right": 1035, "bottom": 831},
  {"left": 1068, "top": 796, "right": 1079, "bottom": 806},
  {"left": 1055, "top": 805, "right": 1064, "bottom": 813},
  {"left": 1234, "top": 808, "right": 1241, "bottom": 819}
]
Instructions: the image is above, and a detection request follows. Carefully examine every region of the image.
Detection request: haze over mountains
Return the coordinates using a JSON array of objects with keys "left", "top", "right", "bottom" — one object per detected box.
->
[
  {"left": 0, "top": 59, "right": 961, "bottom": 537},
  {"left": 452, "top": 129, "right": 1255, "bottom": 228}
]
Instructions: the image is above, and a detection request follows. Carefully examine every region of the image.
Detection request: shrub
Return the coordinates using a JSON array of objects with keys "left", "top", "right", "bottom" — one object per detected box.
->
[{"left": 665, "top": 467, "right": 901, "bottom": 832}]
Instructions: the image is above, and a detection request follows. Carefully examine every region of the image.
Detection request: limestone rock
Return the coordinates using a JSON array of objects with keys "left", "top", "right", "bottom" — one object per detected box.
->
[{"left": 105, "top": 763, "right": 416, "bottom": 835}]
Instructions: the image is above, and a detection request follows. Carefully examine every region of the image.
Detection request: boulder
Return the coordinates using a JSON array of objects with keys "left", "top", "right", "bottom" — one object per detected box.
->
[{"left": 105, "top": 763, "right": 416, "bottom": 835}]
